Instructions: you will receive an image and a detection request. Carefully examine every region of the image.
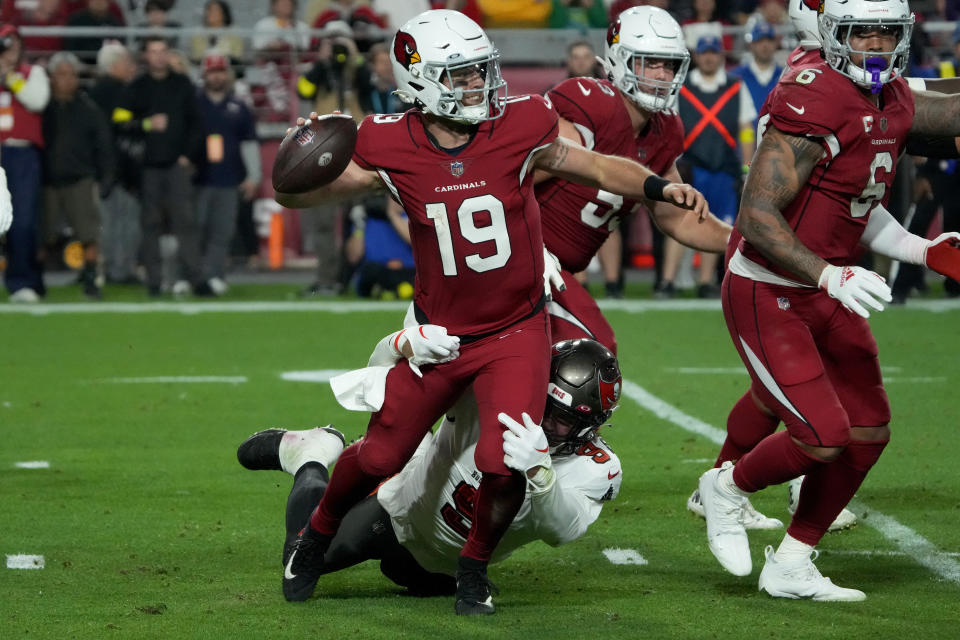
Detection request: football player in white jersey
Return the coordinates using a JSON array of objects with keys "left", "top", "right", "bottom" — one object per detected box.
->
[{"left": 237, "top": 336, "right": 623, "bottom": 601}]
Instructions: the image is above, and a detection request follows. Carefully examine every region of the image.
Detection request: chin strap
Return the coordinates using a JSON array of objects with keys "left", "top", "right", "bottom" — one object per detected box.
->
[{"left": 865, "top": 56, "right": 886, "bottom": 94}]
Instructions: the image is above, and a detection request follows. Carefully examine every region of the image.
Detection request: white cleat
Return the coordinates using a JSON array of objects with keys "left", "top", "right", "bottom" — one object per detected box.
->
[
  {"left": 758, "top": 545, "right": 866, "bottom": 601},
  {"left": 688, "top": 487, "right": 783, "bottom": 530},
  {"left": 208, "top": 277, "right": 229, "bottom": 296},
  {"left": 699, "top": 461, "right": 752, "bottom": 576},
  {"left": 787, "top": 476, "right": 858, "bottom": 532}
]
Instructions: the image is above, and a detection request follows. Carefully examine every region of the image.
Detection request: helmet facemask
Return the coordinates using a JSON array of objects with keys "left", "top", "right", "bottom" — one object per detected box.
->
[
  {"left": 419, "top": 53, "right": 507, "bottom": 124},
  {"left": 614, "top": 49, "right": 690, "bottom": 112},
  {"left": 542, "top": 400, "right": 610, "bottom": 456},
  {"left": 820, "top": 17, "right": 912, "bottom": 93}
]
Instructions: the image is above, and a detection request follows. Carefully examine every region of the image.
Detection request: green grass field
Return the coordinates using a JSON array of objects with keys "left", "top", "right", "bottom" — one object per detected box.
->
[{"left": 2, "top": 292, "right": 959, "bottom": 639}]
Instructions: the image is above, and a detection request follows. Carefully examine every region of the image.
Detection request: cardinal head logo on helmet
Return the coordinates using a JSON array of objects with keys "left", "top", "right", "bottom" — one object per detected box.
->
[{"left": 393, "top": 31, "right": 420, "bottom": 70}]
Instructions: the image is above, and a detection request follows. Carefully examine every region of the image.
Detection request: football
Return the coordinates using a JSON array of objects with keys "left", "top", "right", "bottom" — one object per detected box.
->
[{"left": 271, "top": 113, "right": 357, "bottom": 194}]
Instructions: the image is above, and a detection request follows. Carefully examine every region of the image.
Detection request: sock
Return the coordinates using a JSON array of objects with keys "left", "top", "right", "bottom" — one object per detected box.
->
[
  {"left": 732, "top": 430, "right": 823, "bottom": 493},
  {"left": 285, "top": 462, "right": 329, "bottom": 542},
  {"left": 460, "top": 471, "right": 526, "bottom": 562},
  {"left": 787, "top": 439, "right": 888, "bottom": 545},
  {"left": 309, "top": 443, "right": 382, "bottom": 536},
  {"left": 773, "top": 533, "right": 814, "bottom": 564},
  {"left": 715, "top": 391, "right": 779, "bottom": 466}
]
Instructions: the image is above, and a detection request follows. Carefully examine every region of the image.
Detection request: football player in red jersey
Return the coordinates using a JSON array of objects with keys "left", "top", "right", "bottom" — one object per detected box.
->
[
  {"left": 698, "top": 0, "right": 960, "bottom": 600},
  {"left": 689, "top": 0, "right": 960, "bottom": 533},
  {"left": 537, "top": 6, "right": 733, "bottom": 353},
  {"left": 274, "top": 10, "right": 707, "bottom": 615}
]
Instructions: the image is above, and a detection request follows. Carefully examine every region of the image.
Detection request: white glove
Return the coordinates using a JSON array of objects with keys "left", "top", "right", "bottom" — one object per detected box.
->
[
  {"left": 0, "top": 168, "right": 12, "bottom": 236},
  {"left": 500, "top": 411, "right": 552, "bottom": 475},
  {"left": 818, "top": 264, "right": 892, "bottom": 319},
  {"left": 397, "top": 324, "right": 460, "bottom": 377},
  {"left": 543, "top": 246, "right": 565, "bottom": 300}
]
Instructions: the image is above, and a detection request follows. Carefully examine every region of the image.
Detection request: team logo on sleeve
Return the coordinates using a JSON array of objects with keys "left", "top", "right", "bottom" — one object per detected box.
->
[
  {"left": 450, "top": 161, "right": 464, "bottom": 177},
  {"left": 393, "top": 32, "right": 420, "bottom": 69},
  {"left": 606, "top": 19, "right": 621, "bottom": 46}
]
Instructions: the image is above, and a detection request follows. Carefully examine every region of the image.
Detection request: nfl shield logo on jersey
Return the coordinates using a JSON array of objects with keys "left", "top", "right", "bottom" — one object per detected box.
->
[
  {"left": 777, "top": 296, "right": 790, "bottom": 311},
  {"left": 450, "top": 161, "right": 464, "bottom": 177},
  {"left": 879, "top": 116, "right": 888, "bottom": 132}
]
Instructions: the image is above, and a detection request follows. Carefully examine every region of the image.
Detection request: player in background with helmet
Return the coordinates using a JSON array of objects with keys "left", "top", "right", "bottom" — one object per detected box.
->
[
  {"left": 689, "top": 0, "right": 960, "bottom": 534},
  {"left": 236, "top": 337, "right": 622, "bottom": 599},
  {"left": 697, "top": 0, "right": 960, "bottom": 600},
  {"left": 537, "top": 6, "right": 733, "bottom": 354},
  {"left": 274, "top": 10, "right": 706, "bottom": 616}
]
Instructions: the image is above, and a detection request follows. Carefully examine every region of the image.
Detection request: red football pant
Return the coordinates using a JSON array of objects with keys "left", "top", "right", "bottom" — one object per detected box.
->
[
  {"left": 312, "top": 312, "right": 551, "bottom": 552},
  {"left": 548, "top": 270, "right": 617, "bottom": 354}
]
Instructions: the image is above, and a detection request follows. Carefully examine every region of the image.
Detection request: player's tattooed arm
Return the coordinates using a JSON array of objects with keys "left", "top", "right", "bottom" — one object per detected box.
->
[
  {"left": 910, "top": 91, "right": 960, "bottom": 137},
  {"left": 737, "top": 126, "right": 829, "bottom": 284}
]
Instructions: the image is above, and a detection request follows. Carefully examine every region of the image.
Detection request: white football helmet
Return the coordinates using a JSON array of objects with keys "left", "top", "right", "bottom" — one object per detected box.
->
[
  {"left": 819, "top": 0, "right": 913, "bottom": 92},
  {"left": 391, "top": 10, "right": 507, "bottom": 124},
  {"left": 603, "top": 6, "right": 690, "bottom": 112},
  {"left": 789, "top": 0, "right": 821, "bottom": 50}
]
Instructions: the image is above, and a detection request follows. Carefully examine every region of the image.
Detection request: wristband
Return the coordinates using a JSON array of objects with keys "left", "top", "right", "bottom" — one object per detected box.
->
[{"left": 643, "top": 175, "right": 671, "bottom": 202}]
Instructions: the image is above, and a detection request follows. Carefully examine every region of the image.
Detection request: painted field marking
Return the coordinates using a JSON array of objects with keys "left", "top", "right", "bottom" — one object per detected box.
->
[
  {"left": 824, "top": 549, "right": 960, "bottom": 558},
  {"left": 97, "top": 376, "right": 248, "bottom": 384},
  {"left": 2, "top": 299, "right": 959, "bottom": 315},
  {"left": 621, "top": 378, "right": 960, "bottom": 586},
  {"left": 280, "top": 370, "right": 350, "bottom": 383},
  {"left": 6, "top": 555, "right": 44, "bottom": 570},
  {"left": 14, "top": 461, "right": 50, "bottom": 469},
  {"left": 603, "top": 548, "right": 648, "bottom": 566}
]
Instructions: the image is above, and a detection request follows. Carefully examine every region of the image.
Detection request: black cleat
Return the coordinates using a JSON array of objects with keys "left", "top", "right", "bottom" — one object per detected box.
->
[
  {"left": 454, "top": 556, "right": 496, "bottom": 616},
  {"left": 282, "top": 525, "right": 330, "bottom": 602},
  {"left": 236, "top": 428, "right": 286, "bottom": 470}
]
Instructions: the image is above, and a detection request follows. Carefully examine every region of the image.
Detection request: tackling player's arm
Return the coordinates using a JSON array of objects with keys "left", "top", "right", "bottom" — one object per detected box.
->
[
  {"left": 275, "top": 160, "right": 382, "bottom": 209},
  {"left": 528, "top": 478, "right": 607, "bottom": 546},
  {"left": 736, "top": 125, "right": 828, "bottom": 284},
  {"left": 648, "top": 164, "right": 732, "bottom": 252},
  {"left": 532, "top": 136, "right": 708, "bottom": 218}
]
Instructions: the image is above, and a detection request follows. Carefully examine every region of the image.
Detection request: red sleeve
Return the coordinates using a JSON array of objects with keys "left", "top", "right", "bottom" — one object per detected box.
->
[
  {"left": 765, "top": 65, "right": 845, "bottom": 161},
  {"left": 352, "top": 114, "right": 380, "bottom": 171}
]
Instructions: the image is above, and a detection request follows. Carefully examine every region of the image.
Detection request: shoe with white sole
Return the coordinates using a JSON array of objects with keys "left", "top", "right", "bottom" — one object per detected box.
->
[
  {"left": 698, "top": 461, "right": 752, "bottom": 576},
  {"left": 237, "top": 426, "right": 345, "bottom": 474},
  {"left": 787, "top": 476, "right": 858, "bottom": 532},
  {"left": 688, "top": 488, "right": 783, "bottom": 530},
  {"left": 758, "top": 545, "right": 866, "bottom": 601},
  {"left": 8, "top": 287, "right": 40, "bottom": 303}
]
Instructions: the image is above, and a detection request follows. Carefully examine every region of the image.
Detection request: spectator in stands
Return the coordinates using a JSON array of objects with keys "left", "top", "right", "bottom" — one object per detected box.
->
[
  {"left": 252, "top": 0, "right": 311, "bottom": 52},
  {"left": 563, "top": 39, "right": 603, "bottom": 79},
  {"left": 683, "top": 0, "right": 734, "bottom": 52},
  {"left": 549, "top": 0, "right": 607, "bottom": 30},
  {"left": 194, "top": 52, "right": 260, "bottom": 297},
  {"left": 352, "top": 197, "right": 415, "bottom": 299},
  {"left": 477, "top": 0, "right": 552, "bottom": 28},
  {"left": 296, "top": 21, "right": 363, "bottom": 114},
  {"left": 0, "top": 0, "right": 67, "bottom": 56},
  {"left": 0, "top": 24, "right": 50, "bottom": 303},
  {"left": 355, "top": 42, "right": 402, "bottom": 115},
  {"left": 732, "top": 20, "right": 781, "bottom": 133},
  {"left": 65, "top": 0, "right": 125, "bottom": 64},
  {"left": 189, "top": 1, "right": 245, "bottom": 65},
  {"left": 89, "top": 41, "right": 143, "bottom": 285},
  {"left": 313, "top": 0, "right": 388, "bottom": 52},
  {"left": 115, "top": 36, "right": 204, "bottom": 297},
  {"left": 371, "top": 0, "right": 430, "bottom": 31},
  {"left": 138, "top": 0, "right": 181, "bottom": 50},
  {"left": 661, "top": 34, "right": 754, "bottom": 299},
  {"left": 41, "top": 52, "right": 114, "bottom": 300}
]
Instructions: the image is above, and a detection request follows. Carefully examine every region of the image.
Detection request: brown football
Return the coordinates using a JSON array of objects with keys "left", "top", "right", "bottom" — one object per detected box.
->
[{"left": 272, "top": 113, "right": 358, "bottom": 194}]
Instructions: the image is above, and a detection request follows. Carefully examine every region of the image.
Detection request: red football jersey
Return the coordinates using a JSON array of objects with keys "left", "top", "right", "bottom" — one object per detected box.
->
[
  {"left": 537, "top": 77, "right": 684, "bottom": 273},
  {"left": 740, "top": 60, "right": 914, "bottom": 280},
  {"left": 353, "top": 96, "right": 558, "bottom": 336}
]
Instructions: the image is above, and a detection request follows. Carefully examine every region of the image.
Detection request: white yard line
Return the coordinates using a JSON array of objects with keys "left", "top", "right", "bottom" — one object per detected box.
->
[
  {"left": 97, "top": 376, "right": 248, "bottom": 384},
  {"left": 602, "top": 548, "right": 648, "bottom": 565},
  {"left": 280, "top": 370, "right": 350, "bottom": 383},
  {"left": 621, "top": 378, "right": 960, "bottom": 586},
  {"left": 6, "top": 555, "right": 44, "bottom": 570},
  {"left": 3, "top": 299, "right": 960, "bottom": 315},
  {"left": 13, "top": 461, "right": 50, "bottom": 469}
]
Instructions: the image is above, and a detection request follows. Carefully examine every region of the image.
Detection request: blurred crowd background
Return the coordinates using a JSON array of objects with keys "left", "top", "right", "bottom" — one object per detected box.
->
[{"left": 1, "top": 0, "right": 957, "bottom": 303}]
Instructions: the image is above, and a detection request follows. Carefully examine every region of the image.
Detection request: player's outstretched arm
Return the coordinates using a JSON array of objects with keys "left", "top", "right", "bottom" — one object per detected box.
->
[
  {"left": 910, "top": 91, "right": 960, "bottom": 137},
  {"left": 737, "top": 125, "right": 828, "bottom": 284},
  {"left": 649, "top": 164, "right": 732, "bottom": 253},
  {"left": 532, "top": 137, "right": 708, "bottom": 218}
]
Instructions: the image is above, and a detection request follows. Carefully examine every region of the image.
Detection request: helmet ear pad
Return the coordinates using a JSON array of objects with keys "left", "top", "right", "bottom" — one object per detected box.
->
[{"left": 545, "top": 339, "right": 622, "bottom": 454}]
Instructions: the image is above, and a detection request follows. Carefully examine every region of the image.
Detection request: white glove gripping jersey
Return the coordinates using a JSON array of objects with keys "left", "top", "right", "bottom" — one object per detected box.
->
[{"left": 376, "top": 389, "right": 622, "bottom": 575}]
